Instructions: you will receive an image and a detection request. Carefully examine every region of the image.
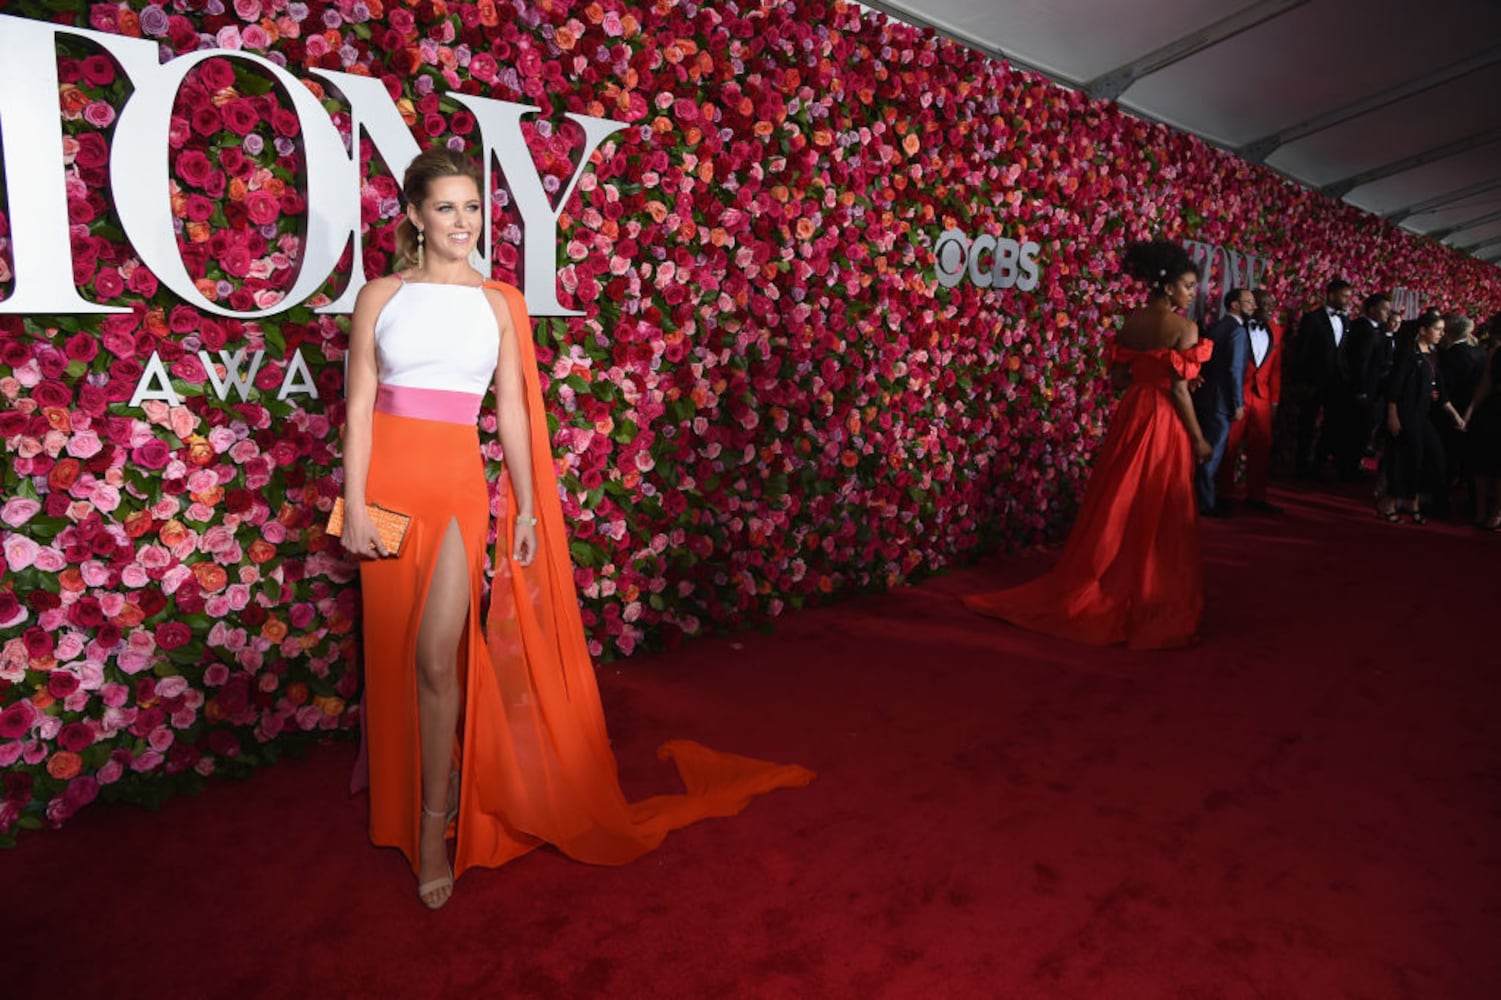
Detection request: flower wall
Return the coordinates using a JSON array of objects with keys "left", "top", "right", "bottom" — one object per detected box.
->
[{"left": 2, "top": 0, "right": 1499, "bottom": 841}]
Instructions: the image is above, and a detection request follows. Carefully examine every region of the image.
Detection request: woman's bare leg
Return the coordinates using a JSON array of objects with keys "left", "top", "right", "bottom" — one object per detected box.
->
[{"left": 414, "top": 518, "right": 469, "bottom": 906}]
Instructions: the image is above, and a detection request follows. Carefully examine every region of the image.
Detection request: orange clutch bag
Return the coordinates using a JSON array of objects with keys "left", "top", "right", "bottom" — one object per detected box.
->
[{"left": 326, "top": 498, "right": 411, "bottom": 556}]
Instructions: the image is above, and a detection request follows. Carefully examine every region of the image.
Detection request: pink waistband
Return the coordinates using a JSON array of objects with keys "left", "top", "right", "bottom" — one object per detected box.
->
[{"left": 375, "top": 384, "right": 482, "bottom": 425}]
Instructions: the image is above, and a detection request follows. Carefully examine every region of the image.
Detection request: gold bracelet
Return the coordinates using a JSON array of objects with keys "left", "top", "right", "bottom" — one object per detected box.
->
[{"left": 515, "top": 515, "right": 538, "bottom": 527}]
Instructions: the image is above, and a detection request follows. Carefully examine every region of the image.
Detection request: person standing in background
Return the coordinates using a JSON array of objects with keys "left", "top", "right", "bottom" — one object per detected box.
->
[
  {"left": 1194, "top": 288, "right": 1252, "bottom": 516},
  {"left": 1462, "top": 313, "right": 1501, "bottom": 531},
  {"left": 1292, "top": 279, "right": 1359, "bottom": 481},
  {"left": 1437, "top": 314, "right": 1486, "bottom": 517},
  {"left": 1349, "top": 293, "right": 1391, "bottom": 458},
  {"left": 1217, "top": 288, "right": 1283, "bottom": 514},
  {"left": 1378, "top": 311, "right": 1466, "bottom": 525}
]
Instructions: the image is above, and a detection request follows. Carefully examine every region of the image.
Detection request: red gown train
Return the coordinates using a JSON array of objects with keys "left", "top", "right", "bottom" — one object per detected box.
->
[{"left": 964, "top": 341, "right": 1213, "bottom": 649}]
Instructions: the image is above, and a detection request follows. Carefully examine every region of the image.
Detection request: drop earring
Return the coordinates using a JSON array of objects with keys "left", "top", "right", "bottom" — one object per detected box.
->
[{"left": 416, "top": 230, "right": 425, "bottom": 270}]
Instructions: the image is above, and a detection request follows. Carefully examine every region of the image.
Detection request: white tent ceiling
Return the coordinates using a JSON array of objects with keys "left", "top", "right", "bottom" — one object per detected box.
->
[{"left": 859, "top": 0, "right": 1501, "bottom": 267}]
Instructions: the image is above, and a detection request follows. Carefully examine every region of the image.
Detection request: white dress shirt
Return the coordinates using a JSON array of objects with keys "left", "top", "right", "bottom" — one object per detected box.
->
[
  {"left": 1328, "top": 308, "right": 1344, "bottom": 347},
  {"left": 1249, "top": 322, "right": 1270, "bottom": 367}
]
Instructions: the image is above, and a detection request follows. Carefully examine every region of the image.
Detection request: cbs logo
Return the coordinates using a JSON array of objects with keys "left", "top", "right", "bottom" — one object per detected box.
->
[{"left": 932, "top": 228, "right": 1042, "bottom": 292}]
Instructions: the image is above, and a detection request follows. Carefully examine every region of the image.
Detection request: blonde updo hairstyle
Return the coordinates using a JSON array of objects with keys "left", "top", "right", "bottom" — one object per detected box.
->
[{"left": 392, "top": 147, "right": 485, "bottom": 272}]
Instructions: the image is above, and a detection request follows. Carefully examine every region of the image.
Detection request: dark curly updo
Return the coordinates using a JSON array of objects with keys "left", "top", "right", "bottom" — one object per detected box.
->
[{"left": 1121, "top": 239, "right": 1199, "bottom": 296}]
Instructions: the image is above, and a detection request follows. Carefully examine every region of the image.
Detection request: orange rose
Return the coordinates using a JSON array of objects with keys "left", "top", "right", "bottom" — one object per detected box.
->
[
  {"left": 47, "top": 751, "right": 82, "bottom": 780},
  {"left": 191, "top": 485, "right": 224, "bottom": 507},
  {"left": 113, "top": 604, "right": 145, "bottom": 628},
  {"left": 315, "top": 696, "right": 346, "bottom": 718},
  {"left": 143, "top": 308, "right": 169, "bottom": 337},
  {"left": 48, "top": 457, "right": 82, "bottom": 491},
  {"left": 286, "top": 682, "right": 309, "bottom": 706},
  {"left": 159, "top": 519, "right": 190, "bottom": 548},
  {"left": 204, "top": 699, "right": 226, "bottom": 723},
  {"left": 58, "top": 568, "right": 86, "bottom": 593},
  {"left": 42, "top": 407, "right": 72, "bottom": 432},
  {"left": 247, "top": 539, "right": 277, "bottom": 564},
  {"left": 185, "top": 436, "right": 214, "bottom": 467},
  {"left": 59, "top": 85, "right": 90, "bottom": 117},
  {"left": 192, "top": 563, "right": 229, "bottom": 594},
  {"left": 124, "top": 509, "right": 155, "bottom": 539},
  {"left": 262, "top": 618, "right": 288, "bottom": 642}
]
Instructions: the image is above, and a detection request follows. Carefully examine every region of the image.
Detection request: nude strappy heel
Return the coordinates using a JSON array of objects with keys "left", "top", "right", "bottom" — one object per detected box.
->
[{"left": 417, "top": 804, "right": 454, "bottom": 909}]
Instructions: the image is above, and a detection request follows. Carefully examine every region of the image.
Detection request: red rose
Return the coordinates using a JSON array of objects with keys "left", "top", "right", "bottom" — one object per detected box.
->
[
  {"left": 175, "top": 149, "right": 212, "bottom": 187},
  {"left": 48, "top": 671, "right": 80, "bottom": 699},
  {"left": 270, "top": 108, "right": 300, "bottom": 137},
  {"left": 28, "top": 590, "right": 60, "bottom": 613},
  {"left": 127, "top": 267, "right": 159, "bottom": 297},
  {"left": 221, "top": 98, "right": 259, "bottom": 136},
  {"left": 97, "top": 622, "right": 123, "bottom": 648},
  {"left": 63, "top": 333, "right": 99, "bottom": 364},
  {"left": 93, "top": 268, "right": 125, "bottom": 298},
  {"left": 4, "top": 771, "right": 33, "bottom": 803},
  {"left": 58, "top": 722, "right": 94, "bottom": 753},
  {"left": 0, "top": 703, "right": 31, "bottom": 740},
  {"left": 68, "top": 598, "right": 104, "bottom": 630},
  {"left": 190, "top": 104, "right": 221, "bottom": 137},
  {"left": 155, "top": 621, "right": 192, "bottom": 650},
  {"left": 80, "top": 54, "right": 115, "bottom": 86},
  {"left": 244, "top": 190, "right": 280, "bottom": 226},
  {"left": 22, "top": 626, "right": 54, "bottom": 659},
  {"left": 218, "top": 146, "right": 247, "bottom": 177},
  {"left": 74, "top": 133, "right": 108, "bottom": 170},
  {"left": 31, "top": 380, "right": 69, "bottom": 409},
  {"left": 198, "top": 57, "right": 235, "bottom": 92},
  {"left": 0, "top": 591, "right": 19, "bottom": 623},
  {"left": 221, "top": 245, "right": 252, "bottom": 278},
  {"left": 132, "top": 439, "right": 171, "bottom": 470},
  {"left": 137, "top": 588, "right": 168, "bottom": 618}
]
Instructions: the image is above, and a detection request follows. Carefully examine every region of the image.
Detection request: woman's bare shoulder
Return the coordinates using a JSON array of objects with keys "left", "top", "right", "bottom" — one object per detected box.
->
[
  {"left": 1119, "top": 307, "right": 1195, "bottom": 351},
  {"left": 354, "top": 273, "right": 404, "bottom": 310}
]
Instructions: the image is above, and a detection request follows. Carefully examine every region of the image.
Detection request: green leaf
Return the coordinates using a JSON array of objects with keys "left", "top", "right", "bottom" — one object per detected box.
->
[{"left": 569, "top": 540, "right": 600, "bottom": 568}]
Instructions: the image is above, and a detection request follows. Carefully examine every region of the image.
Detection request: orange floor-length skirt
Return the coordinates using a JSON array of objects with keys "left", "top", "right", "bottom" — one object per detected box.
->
[{"left": 355, "top": 282, "right": 813, "bottom": 879}]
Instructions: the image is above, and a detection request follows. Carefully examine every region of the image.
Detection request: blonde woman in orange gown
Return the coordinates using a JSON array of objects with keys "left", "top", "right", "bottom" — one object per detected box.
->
[{"left": 340, "top": 149, "right": 812, "bottom": 909}]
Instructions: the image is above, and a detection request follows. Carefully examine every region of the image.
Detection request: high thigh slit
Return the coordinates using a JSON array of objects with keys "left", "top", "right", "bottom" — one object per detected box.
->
[
  {"left": 353, "top": 280, "right": 814, "bottom": 880},
  {"left": 360, "top": 411, "right": 491, "bottom": 873}
]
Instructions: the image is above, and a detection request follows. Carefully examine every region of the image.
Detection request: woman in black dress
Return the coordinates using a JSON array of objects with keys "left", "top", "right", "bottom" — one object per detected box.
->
[
  {"left": 1462, "top": 311, "right": 1501, "bottom": 530},
  {"left": 1379, "top": 311, "right": 1467, "bottom": 524}
]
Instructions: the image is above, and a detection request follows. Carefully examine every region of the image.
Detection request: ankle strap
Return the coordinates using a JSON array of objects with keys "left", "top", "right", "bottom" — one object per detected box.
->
[{"left": 421, "top": 804, "right": 447, "bottom": 818}]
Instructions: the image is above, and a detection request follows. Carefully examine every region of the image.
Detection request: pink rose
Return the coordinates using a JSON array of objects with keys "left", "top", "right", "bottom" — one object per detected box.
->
[
  {"left": 1, "top": 498, "right": 40, "bottom": 527},
  {"left": 3, "top": 533, "right": 39, "bottom": 572}
]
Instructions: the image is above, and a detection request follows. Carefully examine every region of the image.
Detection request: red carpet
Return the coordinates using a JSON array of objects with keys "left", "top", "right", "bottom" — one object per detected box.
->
[{"left": 4, "top": 484, "right": 1498, "bottom": 998}]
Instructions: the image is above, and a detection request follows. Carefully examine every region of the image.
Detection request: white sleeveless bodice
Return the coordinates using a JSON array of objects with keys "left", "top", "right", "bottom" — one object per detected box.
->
[{"left": 374, "top": 282, "right": 499, "bottom": 394}]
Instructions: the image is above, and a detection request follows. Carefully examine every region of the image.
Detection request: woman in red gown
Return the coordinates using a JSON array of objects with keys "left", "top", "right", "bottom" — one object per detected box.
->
[{"left": 965, "top": 240, "right": 1215, "bottom": 649}]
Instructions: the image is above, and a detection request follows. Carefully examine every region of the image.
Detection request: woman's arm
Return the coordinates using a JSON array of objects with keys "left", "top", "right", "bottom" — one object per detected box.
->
[
  {"left": 339, "top": 279, "right": 397, "bottom": 558},
  {"left": 1169, "top": 379, "right": 1213, "bottom": 462},
  {"left": 488, "top": 289, "right": 537, "bottom": 566},
  {"left": 1463, "top": 346, "right": 1496, "bottom": 424}
]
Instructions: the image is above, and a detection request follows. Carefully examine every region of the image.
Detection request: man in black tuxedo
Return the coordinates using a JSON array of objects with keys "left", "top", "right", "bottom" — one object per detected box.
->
[
  {"left": 1193, "top": 288, "right": 1252, "bottom": 516},
  {"left": 1349, "top": 292, "right": 1392, "bottom": 455},
  {"left": 1292, "top": 279, "right": 1359, "bottom": 481}
]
